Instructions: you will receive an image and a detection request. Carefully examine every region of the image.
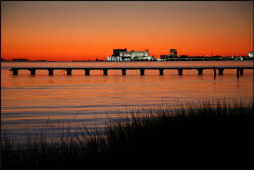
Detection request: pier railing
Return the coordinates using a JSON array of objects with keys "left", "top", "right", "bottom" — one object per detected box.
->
[{"left": 9, "top": 66, "right": 254, "bottom": 76}]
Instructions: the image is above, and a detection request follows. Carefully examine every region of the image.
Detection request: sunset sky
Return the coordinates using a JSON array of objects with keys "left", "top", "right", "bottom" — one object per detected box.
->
[{"left": 1, "top": 1, "right": 253, "bottom": 61}]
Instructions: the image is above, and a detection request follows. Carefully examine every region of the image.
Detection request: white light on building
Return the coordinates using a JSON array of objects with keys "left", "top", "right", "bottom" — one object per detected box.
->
[
  {"left": 248, "top": 51, "right": 253, "bottom": 58},
  {"left": 107, "top": 50, "right": 154, "bottom": 61}
]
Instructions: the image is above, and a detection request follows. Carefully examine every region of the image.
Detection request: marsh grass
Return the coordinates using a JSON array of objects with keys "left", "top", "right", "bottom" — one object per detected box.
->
[{"left": 1, "top": 99, "right": 253, "bottom": 169}]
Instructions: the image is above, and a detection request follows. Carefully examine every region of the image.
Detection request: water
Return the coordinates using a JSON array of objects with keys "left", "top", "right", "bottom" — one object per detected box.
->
[{"left": 1, "top": 61, "right": 253, "bottom": 142}]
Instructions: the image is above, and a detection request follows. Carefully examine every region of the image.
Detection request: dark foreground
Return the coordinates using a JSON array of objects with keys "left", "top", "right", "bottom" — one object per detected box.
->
[{"left": 1, "top": 100, "right": 253, "bottom": 169}]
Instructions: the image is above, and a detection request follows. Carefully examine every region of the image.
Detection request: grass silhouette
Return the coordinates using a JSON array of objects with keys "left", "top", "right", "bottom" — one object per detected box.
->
[{"left": 1, "top": 99, "right": 253, "bottom": 168}]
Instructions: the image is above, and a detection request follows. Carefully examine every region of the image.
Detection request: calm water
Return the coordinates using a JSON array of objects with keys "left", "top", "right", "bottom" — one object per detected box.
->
[{"left": 1, "top": 61, "right": 253, "bottom": 142}]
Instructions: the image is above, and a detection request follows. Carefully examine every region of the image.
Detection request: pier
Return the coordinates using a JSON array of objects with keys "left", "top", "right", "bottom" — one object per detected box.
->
[{"left": 9, "top": 66, "right": 253, "bottom": 76}]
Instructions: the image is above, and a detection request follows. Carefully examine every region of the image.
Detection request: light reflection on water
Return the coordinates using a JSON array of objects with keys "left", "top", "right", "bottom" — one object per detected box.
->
[{"left": 1, "top": 61, "right": 253, "bottom": 142}]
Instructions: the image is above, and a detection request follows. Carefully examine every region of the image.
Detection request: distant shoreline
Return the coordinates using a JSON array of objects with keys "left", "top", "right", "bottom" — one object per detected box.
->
[{"left": 1, "top": 58, "right": 253, "bottom": 62}]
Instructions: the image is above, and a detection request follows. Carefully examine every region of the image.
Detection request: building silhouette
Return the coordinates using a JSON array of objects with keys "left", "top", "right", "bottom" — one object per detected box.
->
[
  {"left": 113, "top": 49, "right": 127, "bottom": 57},
  {"left": 159, "top": 49, "right": 178, "bottom": 60},
  {"left": 170, "top": 49, "right": 178, "bottom": 57}
]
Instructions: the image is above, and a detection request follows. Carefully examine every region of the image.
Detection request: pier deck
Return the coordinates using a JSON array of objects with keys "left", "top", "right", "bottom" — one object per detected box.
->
[{"left": 9, "top": 66, "right": 254, "bottom": 76}]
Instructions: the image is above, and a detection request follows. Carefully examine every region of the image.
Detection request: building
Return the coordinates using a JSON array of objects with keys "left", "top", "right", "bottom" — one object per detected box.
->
[
  {"left": 170, "top": 49, "right": 178, "bottom": 57},
  {"left": 160, "top": 55, "right": 168, "bottom": 59},
  {"left": 159, "top": 49, "right": 178, "bottom": 60},
  {"left": 179, "top": 55, "right": 188, "bottom": 58},
  {"left": 107, "top": 56, "right": 123, "bottom": 61},
  {"left": 113, "top": 49, "right": 127, "bottom": 57},
  {"left": 120, "top": 50, "right": 152, "bottom": 61},
  {"left": 107, "top": 49, "right": 155, "bottom": 61},
  {"left": 248, "top": 51, "right": 253, "bottom": 58}
]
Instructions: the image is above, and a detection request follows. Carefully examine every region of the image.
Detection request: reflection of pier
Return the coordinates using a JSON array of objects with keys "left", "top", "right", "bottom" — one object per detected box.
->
[{"left": 10, "top": 66, "right": 253, "bottom": 76}]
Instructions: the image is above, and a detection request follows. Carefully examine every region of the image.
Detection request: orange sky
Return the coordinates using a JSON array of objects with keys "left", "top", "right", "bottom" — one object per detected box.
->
[{"left": 1, "top": 1, "right": 253, "bottom": 61}]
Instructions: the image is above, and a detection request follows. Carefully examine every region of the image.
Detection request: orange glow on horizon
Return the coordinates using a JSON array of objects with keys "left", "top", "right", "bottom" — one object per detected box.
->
[{"left": 1, "top": 1, "right": 253, "bottom": 61}]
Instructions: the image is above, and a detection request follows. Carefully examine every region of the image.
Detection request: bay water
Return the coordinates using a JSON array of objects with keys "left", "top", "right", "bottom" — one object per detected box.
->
[{"left": 1, "top": 61, "right": 253, "bottom": 142}]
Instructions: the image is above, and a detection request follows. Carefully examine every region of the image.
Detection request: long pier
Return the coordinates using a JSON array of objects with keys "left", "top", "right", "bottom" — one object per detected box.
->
[{"left": 9, "top": 66, "right": 253, "bottom": 76}]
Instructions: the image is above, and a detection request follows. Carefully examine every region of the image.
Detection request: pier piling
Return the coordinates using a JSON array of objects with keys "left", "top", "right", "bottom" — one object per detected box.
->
[
  {"left": 84, "top": 69, "right": 90, "bottom": 76},
  {"left": 103, "top": 69, "right": 108, "bottom": 76},
  {"left": 122, "top": 69, "right": 126, "bottom": 76},
  {"left": 140, "top": 69, "right": 145, "bottom": 76},
  {"left": 197, "top": 68, "right": 203, "bottom": 75},
  {"left": 213, "top": 68, "right": 217, "bottom": 78},
  {"left": 29, "top": 69, "right": 36, "bottom": 75},
  {"left": 178, "top": 69, "right": 183, "bottom": 75},
  {"left": 48, "top": 69, "right": 54, "bottom": 75},
  {"left": 66, "top": 69, "right": 72, "bottom": 75},
  {"left": 159, "top": 69, "right": 164, "bottom": 75},
  {"left": 236, "top": 68, "right": 244, "bottom": 77},
  {"left": 12, "top": 69, "right": 19, "bottom": 75},
  {"left": 218, "top": 68, "right": 224, "bottom": 75},
  {"left": 239, "top": 68, "right": 244, "bottom": 75}
]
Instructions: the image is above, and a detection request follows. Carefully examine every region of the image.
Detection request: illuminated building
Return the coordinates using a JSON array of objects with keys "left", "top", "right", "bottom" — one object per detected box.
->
[
  {"left": 248, "top": 51, "right": 253, "bottom": 58},
  {"left": 107, "top": 49, "right": 154, "bottom": 61}
]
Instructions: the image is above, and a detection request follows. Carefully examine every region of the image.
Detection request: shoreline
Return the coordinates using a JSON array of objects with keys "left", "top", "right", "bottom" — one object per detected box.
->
[
  {"left": 1, "top": 99, "right": 253, "bottom": 169},
  {"left": 1, "top": 58, "right": 253, "bottom": 62}
]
